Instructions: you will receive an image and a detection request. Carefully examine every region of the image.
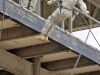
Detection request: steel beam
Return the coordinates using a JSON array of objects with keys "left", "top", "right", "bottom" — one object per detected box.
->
[
  {"left": 10, "top": 42, "right": 68, "bottom": 58},
  {"left": 1, "top": 22, "right": 99, "bottom": 40},
  {"left": 0, "top": 0, "right": 100, "bottom": 64},
  {"left": 0, "top": 49, "right": 33, "bottom": 75},
  {"left": 42, "top": 56, "right": 95, "bottom": 71}
]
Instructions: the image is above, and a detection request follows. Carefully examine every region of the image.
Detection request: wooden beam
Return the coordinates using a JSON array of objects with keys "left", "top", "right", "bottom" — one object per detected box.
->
[
  {"left": 52, "top": 65, "right": 100, "bottom": 75},
  {"left": 0, "top": 70, "right": 14, "bottom": 75},
  {"left": 40, "top": 68, "right": 56, "bottom": 75},
  {"left": 42, "top": 56, "right": 95, "bottom": 71},
  {"left": 0, "top": 49, "right": 33, "bottom": 75},
  {"left": 76, "top": 71, "right": 100, "bottom": 75},
  {"left": 10, "top": 42, "right": 68, "bottom": 58},
  {"left": 92, "top": 7, "right": 98, "bottom": 18},
  {"left": 0, "top": 71, "right": 8, "bottom": 75},
  {"left": 33, "top": 57, "right": 41, "bottom": 75},
  {"left": 87, "top": 0, "right": 100, "bottom": 8},
  {"left": 1, "top": 26, "right": 38, "bottom": 40}
]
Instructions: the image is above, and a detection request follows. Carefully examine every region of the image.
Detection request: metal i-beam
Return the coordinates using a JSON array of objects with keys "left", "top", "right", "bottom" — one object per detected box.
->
[
  {"left": 1, "top": 0, "right": 100, "bottom": 64},
  {"left": 1, "top": 22, "right": 99, "bottom": 40},
  {"left": 0, "top": 49, "right": 33, "bottom": 75}
]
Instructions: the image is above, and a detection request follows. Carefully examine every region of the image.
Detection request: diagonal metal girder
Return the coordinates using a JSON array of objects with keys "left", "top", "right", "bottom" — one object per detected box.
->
[
  {"left": 1, "top": 20, "right": 99, "bottom": 40},
  {"left": 0, "top": 0, "right": 100, "bottom": 64},
  {"left": 0, "top": 49, "right": 33, "bottom": 75}
]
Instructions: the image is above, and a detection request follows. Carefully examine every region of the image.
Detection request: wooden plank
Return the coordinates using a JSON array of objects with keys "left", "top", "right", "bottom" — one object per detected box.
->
[
  {"left": 87, "top": 0, "right": 100, "bottom": 8},
  {"left": 92, "top": 7, "right": 98, "bottom": 18},
  {"left": 0, "top": 49, "right": 33, "bottom": 75}
]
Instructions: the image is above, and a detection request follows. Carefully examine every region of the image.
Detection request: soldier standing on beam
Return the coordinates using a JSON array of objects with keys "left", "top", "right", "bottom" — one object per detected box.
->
[{"left": 39, "top": 0, "right": 89, "bottom": 41}]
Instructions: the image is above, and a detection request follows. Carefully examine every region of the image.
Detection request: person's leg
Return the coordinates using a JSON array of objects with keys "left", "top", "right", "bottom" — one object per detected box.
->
[
  {"left": 21, "top": 0, "right": 29, "bottom": 8},
  {"left": 29, "top": 0, "right": 37, "bottom": 12},
  {"left": 39, "top": 8, "right": 61, "bottom": 41},
  {"left": 40, "top": 8, "right": 72, "bottom": 41},
  {"left": 45, "top": 8, "right": 68, "bottom": 36}
]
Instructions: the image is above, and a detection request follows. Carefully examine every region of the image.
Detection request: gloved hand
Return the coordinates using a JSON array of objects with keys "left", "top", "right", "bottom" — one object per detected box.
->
[
  {"left": 83, "top": 10, "right": 89, "bottom": 15},
  {"left": 47, "top": 1, "right": 52, "bottom": 5},
  {"left": 32, "top": 9, "right": 37, "bottom": 13}
]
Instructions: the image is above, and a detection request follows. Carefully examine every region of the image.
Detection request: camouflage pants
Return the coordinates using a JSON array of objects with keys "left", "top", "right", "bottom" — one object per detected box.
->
[
  {"left": 42, "top": 8, "right": 72, "bottom": 36},
  {"left": 21, "top": 0, "right": 37, "bottom": 11}
]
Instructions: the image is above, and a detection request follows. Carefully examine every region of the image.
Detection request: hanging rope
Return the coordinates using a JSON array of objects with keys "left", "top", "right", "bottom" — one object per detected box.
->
[
  {"left": 70, "top": 15, "right": 92, "bottom": 75},
  {"left": 0, "top": 0, "right": 5, "bottom": 40},
  {"left": 80, "top": 14, "right": 100, "bottom": 47},
  {"left": 70, "top": 7, "right": 100, "bottom": 74}
]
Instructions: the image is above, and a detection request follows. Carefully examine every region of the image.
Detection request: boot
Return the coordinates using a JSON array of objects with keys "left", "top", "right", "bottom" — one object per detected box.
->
[
  {"left": 31, "top": 9, "right": 37, "bottom": 13},
  {"left": 38, "top": 34, "right": 48, "bottom": 41}
]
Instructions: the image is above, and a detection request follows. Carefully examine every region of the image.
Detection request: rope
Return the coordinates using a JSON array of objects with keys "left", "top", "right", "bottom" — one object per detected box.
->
[
  {"left": 70, "top": 15, "right": 92, "bottom": 75},
  {"left": 80, "top": 14, "right": 100, "bottom": 47},
  {"left": 0, "top": 0, "right": 5, "bottom": 40},
  {"left": 70, "top": 7, "right": 100, "bottom": 74}
]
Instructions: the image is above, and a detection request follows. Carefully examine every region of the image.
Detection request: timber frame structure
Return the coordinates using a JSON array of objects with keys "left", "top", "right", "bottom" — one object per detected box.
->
[{"left": 0, "top": 0, "right": 100, "bottom": 75}]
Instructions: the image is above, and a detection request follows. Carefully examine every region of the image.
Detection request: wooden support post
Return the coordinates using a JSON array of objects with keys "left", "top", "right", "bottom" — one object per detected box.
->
[
  {"left": 92, "top": 7, "right": 98, "bottom": 18},
  {"left": 33, "top": 57, "right": 41, "bottom": 75}
]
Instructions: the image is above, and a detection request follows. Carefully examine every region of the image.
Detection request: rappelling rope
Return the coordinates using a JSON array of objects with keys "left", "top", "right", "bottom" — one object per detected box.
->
[
  {"left": 70, "top": 8, "right": 100, "bottom": 75},
  {"left": 70, "top": 16, "right": 92, "bottom": 75}
]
